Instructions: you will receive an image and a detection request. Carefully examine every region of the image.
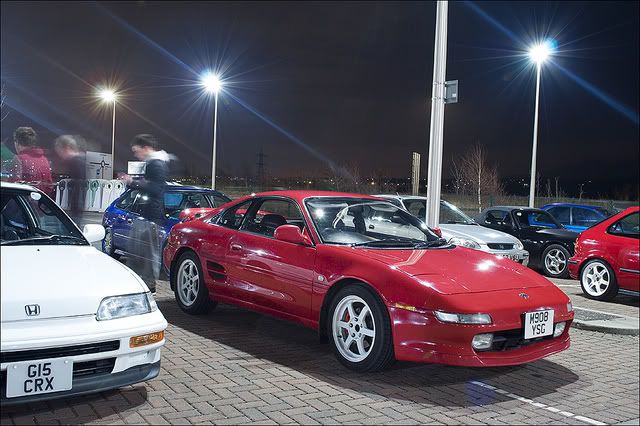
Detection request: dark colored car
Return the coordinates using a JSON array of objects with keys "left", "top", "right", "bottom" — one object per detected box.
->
[
  {"left": 541, "top": 203, "right": 612, "bottom": 233},
  {"left": 477, "top": 207, "right": 579, "bottom": 278},
  {"left": 569, "top": 207, "right": 639, "bottom": 300},
  {"left": 102, "top": 184, "right": 230, "bottom": 260}
]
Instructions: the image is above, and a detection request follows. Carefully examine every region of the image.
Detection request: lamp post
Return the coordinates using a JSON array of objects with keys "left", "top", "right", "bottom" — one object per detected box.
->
[
  {"left": 201, "top": 73, "right": 223, "bottom": 190},
  {"left": 99, "top": 89, "right": 118, "bottom": 178},
  {"left": 527, "top": 42, "right": 551, "bottom": 208}
]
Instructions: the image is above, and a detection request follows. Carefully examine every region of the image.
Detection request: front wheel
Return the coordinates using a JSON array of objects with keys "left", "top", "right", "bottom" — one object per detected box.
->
[
  {"left": 580, "top": 259, "right": 618, "bottom": 301},
  {"left": 328, "top": 284, "right": 394, "bottom": 372},
  {"left": 172, "top": 251, "right": 216, "bottom": 314},
  {"left": 541, "top": 244, "right": 570, "bottom": 278},
  {"left": 102, "top": 228, "right": 120, "bottom": 260}
]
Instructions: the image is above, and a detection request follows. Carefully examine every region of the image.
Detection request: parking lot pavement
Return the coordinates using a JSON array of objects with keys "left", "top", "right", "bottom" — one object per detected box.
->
[{"left": 2, "top": 281, "right": 638, "bottom": 425}]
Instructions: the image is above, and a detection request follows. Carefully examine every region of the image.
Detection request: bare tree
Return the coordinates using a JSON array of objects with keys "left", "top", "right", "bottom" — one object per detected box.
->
[
  {"left": 578, "top": 184, "right": 585, "bottom": 200},
  {"left": 0, "top": 81, "right": 8, "bottom": 122},
  {"left": 451, "top": 158, "right": 465, "bottom": 195},
  {"left": 460, "top": 143, "right": 503, "bottom": 212},
  {"left": 545, "top": 178, "right": 553, "bottom": 199}
]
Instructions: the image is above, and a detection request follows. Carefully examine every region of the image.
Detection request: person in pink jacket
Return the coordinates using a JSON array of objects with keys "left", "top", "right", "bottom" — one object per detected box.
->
[{"left": 9, "top": 127, "right": 54, "bottom": 196}]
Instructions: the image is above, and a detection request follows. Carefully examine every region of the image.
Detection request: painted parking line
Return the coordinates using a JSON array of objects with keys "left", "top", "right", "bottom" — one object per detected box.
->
[{"left": 470, "top": 381, "right": 606, "bottom": 425}]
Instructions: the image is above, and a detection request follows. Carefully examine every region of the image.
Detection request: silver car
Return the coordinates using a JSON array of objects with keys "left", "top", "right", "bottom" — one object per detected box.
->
[{"left": 375, "top": 195, "right": 529, "bottom": 265}]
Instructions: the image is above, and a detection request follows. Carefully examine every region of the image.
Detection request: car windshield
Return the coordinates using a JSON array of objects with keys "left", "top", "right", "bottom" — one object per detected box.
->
[
  {"left": 1, "top": 190, "right": 87, "bottom": 246},
  {"left": 514, "top": 209, "right": 562, "bottom": 230},
  {"left": 401, "top": 199, "right": 475, "bottom": 225},
  {"left": 305, "top": 197, "right": 444, "bottom": 248}
]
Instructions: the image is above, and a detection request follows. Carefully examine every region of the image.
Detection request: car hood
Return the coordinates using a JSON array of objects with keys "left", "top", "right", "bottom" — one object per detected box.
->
[
  {"left": 347, "top": 246, "right": 551, "bottom": 294},
  {"left": 0, "top": 246, "right": 148, "bottom": 322},
  {"left": 440, "top": 224, "right": 521, "bottom": 245},
  {"left": 534, "top": 228, "right": 579, "bottom": 241}
]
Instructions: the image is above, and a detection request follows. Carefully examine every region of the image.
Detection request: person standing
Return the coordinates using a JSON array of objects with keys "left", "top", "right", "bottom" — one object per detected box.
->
[
  {"left": 54, "top": 135, "right": 87, "bottom": 224},
  {"left": 120, "top": 134, "right": 169, "bottom": 294},
  {"left": 9, "top": 127, "right": 53, "bottom": 196}
]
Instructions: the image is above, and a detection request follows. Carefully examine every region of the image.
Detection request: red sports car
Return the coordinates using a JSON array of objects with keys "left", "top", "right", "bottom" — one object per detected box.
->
[
  {"left": 164, "top": 191, "right": 573, "bottom": 371},
  {"left": 569, "top": 206, "right": 640, "bottom": 301}
]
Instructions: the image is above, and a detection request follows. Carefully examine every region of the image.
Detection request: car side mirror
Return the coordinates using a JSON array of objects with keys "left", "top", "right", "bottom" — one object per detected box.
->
[
  {"left": 83, "top": 224, "right": 106, "bottom": 243},
  {"left": 274, "top": 225, "right": 312, "bottom": 246}
]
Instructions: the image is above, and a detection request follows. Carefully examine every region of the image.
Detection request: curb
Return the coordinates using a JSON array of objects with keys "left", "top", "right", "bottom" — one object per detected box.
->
[{"left": 571, "top": 318, "right": 639, "bottom": 336}]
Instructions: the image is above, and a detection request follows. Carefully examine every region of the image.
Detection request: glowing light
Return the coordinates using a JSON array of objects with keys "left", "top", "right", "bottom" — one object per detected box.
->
[
  {"left": 528, "top": 42, "right": 552, "bottom": 64},
  {"left": 201, "top": 73, "right": 222, "bottom": 94},
  {"left": 99, "top": 89, "right": 117, "bottom": 103},
  {"left": 476, "top": 259, "right": 496, "bottom": 272}
]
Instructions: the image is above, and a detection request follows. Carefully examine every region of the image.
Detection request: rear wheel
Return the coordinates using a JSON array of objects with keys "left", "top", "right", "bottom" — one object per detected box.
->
[
  {"left": 580, "top": 259, "right": 618, "bottom": 301},
  {"left": 328, "top": 284, "right": 394, "bottom": 372},
  {"left": 541, "top": 244, "right": 570, "bottom": 278},
  {"left": 173, "top": 251, "right": 216, "bottom": 314}
]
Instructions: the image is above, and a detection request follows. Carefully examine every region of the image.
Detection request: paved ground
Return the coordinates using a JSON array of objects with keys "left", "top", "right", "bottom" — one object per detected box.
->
[{"left": 2, "top": 275, "right": 639, "bottom": 425}]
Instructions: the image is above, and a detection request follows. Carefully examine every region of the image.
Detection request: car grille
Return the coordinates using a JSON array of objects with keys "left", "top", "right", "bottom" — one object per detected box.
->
[
  {"left": 487, "top": 243, "right": 515, "bottom": 250},
  {"left": 0, "top": 341, "right": 120, "bottom": 364},
  {"left": 0, "top": 358, "right": 117, "bottom": 399},
  {"left": 480, "top": 329, "right": 554, "bottom": 352}
]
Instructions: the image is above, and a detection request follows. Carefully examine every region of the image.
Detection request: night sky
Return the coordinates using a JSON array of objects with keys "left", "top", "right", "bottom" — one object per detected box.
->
[{"left": 1, "top": 1, "right": 638, "bottom": 190}]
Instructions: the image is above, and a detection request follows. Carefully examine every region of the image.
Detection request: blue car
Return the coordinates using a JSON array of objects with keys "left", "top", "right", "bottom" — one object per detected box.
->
[
  {"left": 102, "top": 184, "right": 231, "bottom": 259},
  {"left": 541, "top": 203, "right": 612, "bottom": 233}
]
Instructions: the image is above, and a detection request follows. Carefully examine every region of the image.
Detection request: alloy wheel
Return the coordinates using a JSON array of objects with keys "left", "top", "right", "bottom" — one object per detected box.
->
[
  {"left": 545, "top": 248, "right": 567, "bottom": 275},
  {"left": 177, "top": 259, "right": 200, "bottom": 307},
  {"left": 332, "top": 295, "right": 376, "bottom": 363},
  {"left": 582, "top": 262, "right": 610, "bottom": 297}
]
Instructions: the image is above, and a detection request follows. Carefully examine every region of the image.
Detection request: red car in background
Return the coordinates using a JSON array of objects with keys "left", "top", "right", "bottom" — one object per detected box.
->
[
  {"left": 569, "top": 206, "right": 640, "bottom": 301},
  {"left": 164, "top": 191, "right": 573, "bottom": 371}
]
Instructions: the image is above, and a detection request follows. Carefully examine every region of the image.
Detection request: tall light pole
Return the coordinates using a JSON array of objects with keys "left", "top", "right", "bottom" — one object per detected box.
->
[
  {"left": 527, "top": 42, "right": 551, "bottom": 208},
  {"left": 425, "top": 1, "right": 449, "bottom": 228},
  {"left": 99, "top": 89, "right": 118, "bottom": 178},
  {"left": 201, "top": 73, "right": 223, "bottom": 190}
]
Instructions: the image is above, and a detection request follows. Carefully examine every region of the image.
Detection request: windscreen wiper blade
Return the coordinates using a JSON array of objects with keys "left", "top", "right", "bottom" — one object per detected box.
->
[{"left": 1, "top": 234, "right": 87, "bottom": 246}]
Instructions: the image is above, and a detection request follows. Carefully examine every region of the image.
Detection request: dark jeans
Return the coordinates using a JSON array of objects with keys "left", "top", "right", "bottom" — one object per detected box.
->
[{"left": 127, "top": 219, "right": 161, "bottom": 292}]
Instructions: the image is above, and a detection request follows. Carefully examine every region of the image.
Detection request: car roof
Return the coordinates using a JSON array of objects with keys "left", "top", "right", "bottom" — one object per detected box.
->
[
  {"left": 240, "top": 190, "right": 383, "bottom": 204},
  {"left": 541, "top": 203, "right": 607, "bottom": 210},
  {"left": 482, "top": 206, "right": 545, "bottom": 213},
  {"left": 0, "top": 181, "right": 37, "bottom": 192}
]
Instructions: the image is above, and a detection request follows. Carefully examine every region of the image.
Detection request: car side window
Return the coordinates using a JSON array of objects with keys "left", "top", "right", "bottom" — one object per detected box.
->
[
  {"left": 1, "top": 195, "right": 31, "bottom": 241},
  {"left": 243, "top": 198, "right": 303, "bottom": 238},
  {"left": 572, "top": 208, "right": 601, "bottom": 228},
  {"left": 609, "top": 212, "right": 639, "bottom": 239},
  {"left": 548, "top": 207, "right": 570, "bottom": 224},
  {"left": 485, "top": 210, "right": 510, "bottom": 227},
  {"left": 219, "top": 200, "right": 253, "bottom": 230},
  {"left": 207, "top": 194, "right": 230, "bottom": 208},
  {"left": 115, "top": 190, "right": 139, "bottom": 211}
]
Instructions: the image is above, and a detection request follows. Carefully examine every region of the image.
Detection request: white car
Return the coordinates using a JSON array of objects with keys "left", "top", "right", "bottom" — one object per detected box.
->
[
  {"left": 1, "top": 182, "right": 167, "bottom": 405},
  {"left": 375, "top": 195, "right": 529, "bottom": 265}
]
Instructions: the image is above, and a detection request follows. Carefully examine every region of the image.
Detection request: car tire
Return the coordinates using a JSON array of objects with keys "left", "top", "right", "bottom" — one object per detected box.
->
[
  {"left": 541, "top": 244, "right": 570, "bottom": 278},
  {"left": 327, "top": 284, "right": 395, "bottom": 372},
  {"left": 172, "top": 251, "right": 216, "bottom": 314},
  {"left": 580, "top": 259, "right": 619, "bottom": 301},
  {"left": 102, "top": 228, "right": 121, "bottom": 260}
]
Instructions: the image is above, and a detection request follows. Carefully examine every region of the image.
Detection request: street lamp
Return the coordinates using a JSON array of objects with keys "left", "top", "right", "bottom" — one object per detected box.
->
[
  {"left": 527, "top": 41, "right": 552, "bottom": 207},
  {"left": 99, "top": 89, "right": 118, "bottom": 178},
  {"left": 201, "top": 72, "right": 223, "bottom": 190}
]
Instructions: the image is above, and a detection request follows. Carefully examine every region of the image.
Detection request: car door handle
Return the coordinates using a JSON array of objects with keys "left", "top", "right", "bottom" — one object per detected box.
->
[
  {"left": 126, "top": 218, "right": 133, "bottom": 224},
  {"left": 230, "top": 244, "right": 243, "bottom": 252},
  {"left": 369, "top": 224, "right": 375, "bottom": 230}
]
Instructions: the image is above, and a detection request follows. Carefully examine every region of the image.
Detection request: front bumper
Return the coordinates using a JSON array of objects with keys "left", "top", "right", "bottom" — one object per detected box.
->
[
  {"left": 1, "top": 311, "right": 166, "bottom": 404},
  {"left": 389, "top": 288, "right": 573, "bottom": 367},
  {"left": 484, "top": 248, "right": 530, "bottom": 266},
  {"left": 1, "top": 361, "right": 160, "bottom": 405}
]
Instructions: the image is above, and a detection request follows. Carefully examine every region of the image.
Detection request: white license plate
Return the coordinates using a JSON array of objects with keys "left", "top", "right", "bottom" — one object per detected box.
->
[
  {"left": 6, "top": 358, "right": 73, "bottom": 398},
  {"left": 498, "top": 254, "right": 521, "bottom": 262},
  {"left": 524, "top": 309, "right": 554, "bottom": 339}
]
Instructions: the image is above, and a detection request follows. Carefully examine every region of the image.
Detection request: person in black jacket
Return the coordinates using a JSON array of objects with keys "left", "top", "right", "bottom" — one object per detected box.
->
[{"left": 120, "top": 134, "right": 170, "bottom": 294}]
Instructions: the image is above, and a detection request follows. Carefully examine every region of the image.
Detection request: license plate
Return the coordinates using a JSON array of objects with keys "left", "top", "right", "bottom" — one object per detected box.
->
[
  {"left": 498, "top": 254, "right": 521, "bottom": 262},
  {"left": 6, "top": 358, "right": 73, "bottom": 398},
  {"left": 524, "top": 309, "right": 554, "bottom": 339}
]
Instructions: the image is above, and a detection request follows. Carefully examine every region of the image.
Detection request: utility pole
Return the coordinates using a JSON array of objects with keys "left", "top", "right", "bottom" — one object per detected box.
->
[
  {"left": 425, "top": 1, "right": 449, "bottom": 228},
  {"left": 411, "top": 152, "right": 421, "bottom": 196}
]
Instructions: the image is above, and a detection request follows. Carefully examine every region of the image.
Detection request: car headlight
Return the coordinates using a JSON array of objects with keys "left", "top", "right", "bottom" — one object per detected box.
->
[
  {"left": 96, "top": 292, "right": 157, "bottom": 321},
  {"left": 449, "top": 237, "right": 481, "bottom": 250},
  {"left": 514, "top": 240, "right": 524, "bottom": 250},
  {"left": 567, "top": 302, "right": 573, "bottom": 313},
  {"left": 434, "top": 311, "right": 493, "bottom": 324}
]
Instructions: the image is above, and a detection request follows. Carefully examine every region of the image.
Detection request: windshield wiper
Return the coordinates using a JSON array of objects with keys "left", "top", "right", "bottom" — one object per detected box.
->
[
  {"left": 350, "top": 239, "right": 416, "bottom": 248},
  {"left": 412, "top": 238, "right": 450, "bottom": 249},
  {"left": 1, "top": 235, "right": 87, "bottom": 246}
]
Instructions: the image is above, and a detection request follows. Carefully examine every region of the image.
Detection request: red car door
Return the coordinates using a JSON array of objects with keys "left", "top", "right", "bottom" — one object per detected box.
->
[
  {"left": 198, "top": 199, "right": 255, "bottom": 297},
  {"left": 225, "top": 197, "right": 316, "bottom": 321},
  {"left": 608, "top": 211, "right": 640, "bottom": 291}
]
